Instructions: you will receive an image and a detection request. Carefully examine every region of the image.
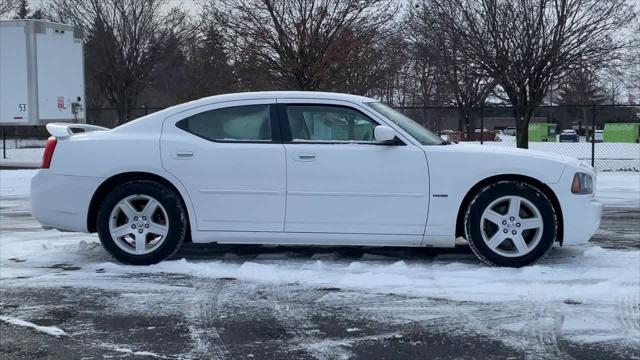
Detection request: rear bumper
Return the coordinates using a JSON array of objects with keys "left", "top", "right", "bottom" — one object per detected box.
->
[{"left": 30, "top": 170, "right": 103, "bottom": 232}]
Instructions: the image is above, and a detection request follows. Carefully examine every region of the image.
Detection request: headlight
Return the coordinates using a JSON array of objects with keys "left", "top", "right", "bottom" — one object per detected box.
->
[{"left": 571, "top": 172, "right": 593, "bottom": 194}]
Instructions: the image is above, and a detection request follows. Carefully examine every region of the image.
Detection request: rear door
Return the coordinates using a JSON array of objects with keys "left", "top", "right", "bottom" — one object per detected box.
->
[
  {"left": 279, "top": 99, "right": 430, "bottom": 236},
  {"left": 161, "top": 99, "right": 286, "bottom": 232}
]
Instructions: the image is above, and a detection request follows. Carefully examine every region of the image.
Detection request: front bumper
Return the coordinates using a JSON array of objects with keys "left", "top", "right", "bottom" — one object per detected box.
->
[
  {"left": 550, "top": 168, "right": 603, "bottom": 246},
  {"left": 561, "top": 197, "right": 603, "bottom": 245},
  {"left": 30, "top": 170, "right": 103, "bottom": 233}
]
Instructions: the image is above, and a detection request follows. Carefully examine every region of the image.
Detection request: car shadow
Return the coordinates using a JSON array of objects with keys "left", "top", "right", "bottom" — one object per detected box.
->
[
  {"left": 174, "top": 242, "right": 471, "bottom": 263},
  {"left": 172, "top": 242, "right": 593, "bottom": 265}
]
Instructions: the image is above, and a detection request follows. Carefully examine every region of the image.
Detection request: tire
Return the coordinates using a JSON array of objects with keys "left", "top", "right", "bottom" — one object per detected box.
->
[
  {"left": 464, "top": 181, "right": 557, "bottom": 267},
  {"left": 97, "top": 180, "right": 187, "bottom": 265}
]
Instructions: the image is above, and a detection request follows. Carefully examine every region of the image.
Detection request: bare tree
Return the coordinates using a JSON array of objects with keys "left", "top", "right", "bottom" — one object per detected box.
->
[
  {"left": 0, "top": 0, "right": 18, "bottom": 17},
  {"left": 409, "top": 1, "right": 495, "bottom": 137},
  {"left": 12, "top": 0, "right": 43, "bottom": 19},
  {"left": 336, "top": 32, "right": 407, "bottom": 98},
  {"left": 178, "top": 25, "right": 236, "bottom": 101},
  {"left": 625, "top": 13, "right": 640, "bottom": 102},
  {"left": 15, "top": 0, "right": 27, "bottom": 18},
  {"left": 556, "top": 69, "right": 607, "bottom": 105},
  {"left": 434, "top": 0, "right": 635, "bottom": 148},
  {"left": 46, "top": 0, "right": 189, "bottom": 124},
  {"left": 204, "top": 0, "right": 397, "bottom": 92},
  {"left": 555, "top": 68, "right": 607, "bottom": 136}
]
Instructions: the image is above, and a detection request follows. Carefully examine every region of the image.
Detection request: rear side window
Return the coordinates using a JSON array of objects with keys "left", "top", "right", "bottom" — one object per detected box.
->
[
  {"left": 285, "top": 105, "right": 377, "bottom": 142},
  {"left": 176, "top": 105, "right": 271, "bottom": 142}
]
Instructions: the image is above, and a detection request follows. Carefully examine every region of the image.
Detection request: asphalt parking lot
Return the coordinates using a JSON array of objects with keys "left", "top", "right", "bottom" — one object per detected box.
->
[{"left": 1, "top": 183, "right": 639, "bottom": 359}]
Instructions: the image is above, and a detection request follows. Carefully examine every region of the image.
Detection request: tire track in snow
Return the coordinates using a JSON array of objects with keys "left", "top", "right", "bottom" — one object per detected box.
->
[
  {"left": 264, "top": 283, "right": 353, "bottom": 359},
  {"left": 425, "top": 276, "right": 573, "bottom": 359},
  {"left": 617, "top": 282, "right": 640, "bottom": 346},
  {"left": 266, "top": 283, "right": 326, "bottom": 339},
  {"left": 432, "top": 301, "right": 572, "bottom": 360},
  {"left": 354, "top": 294, "right": 536, "bottom": 354},
  {"left": 294, "top": 331, "right": 405, "bottom": 360},
  {"left": 524, "top": 302, "right": 574, "bottom": 360},
  {"left": 187, "top": 279, "right": 233, "bottom": 360}
]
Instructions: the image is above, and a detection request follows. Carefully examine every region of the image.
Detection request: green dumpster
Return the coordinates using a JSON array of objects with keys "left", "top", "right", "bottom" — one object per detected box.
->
[
  {"left": 603, "top": 123, "right": 640, "bottom": 143},
  {"left": 528, "top": 123, "right": 557, "bottom": 142}
]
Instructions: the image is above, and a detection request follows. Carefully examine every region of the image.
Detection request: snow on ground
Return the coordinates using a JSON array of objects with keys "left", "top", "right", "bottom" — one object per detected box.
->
[
  {"left": 0, "top": 139, "right": 47, "bottom": 149},
  {"left": 0, "top": 169, "right": 34, "bottom": 196},
  {"left": 14, "top": 245, "right": 635, "bottom": 305},
  {"left": 480, "top": 136, "right": 640, "bottom": 171},
  {"left": 0, "top": 169, "right": 638, "bottom": 354},
  {"left": 598, "top": 172, "right": 640, "bottom": 208},
  {"left": 0, "top": 147, "right": 42, "bottom": 168},
  {"left": 0, "top": 316, "right": 66, "bottom": 337}
]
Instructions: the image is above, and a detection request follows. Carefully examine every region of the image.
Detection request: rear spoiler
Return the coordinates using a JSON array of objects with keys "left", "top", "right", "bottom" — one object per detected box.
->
[{"left": 46, "top": 123, "right": 109, "bottom": 138}]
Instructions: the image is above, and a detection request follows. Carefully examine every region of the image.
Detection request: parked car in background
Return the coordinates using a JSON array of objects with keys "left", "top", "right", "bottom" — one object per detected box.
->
[
  {"left": 502, "top": 127, "right": 516, "bottom": 136},
  {"left": 467, "top": 128, "right": 498, "bottom": 142},
  {"left": 592, "top": 130, "right": 603, "bottom": 143},
  {"left": 30, "top": 91, "right": 602, "bottom": 268},
  {"left": 559, "top": 129, "right": 579, "bottom": 142},
  {"left": 441, "top": 129, "right": 461, "bottom": 142}
]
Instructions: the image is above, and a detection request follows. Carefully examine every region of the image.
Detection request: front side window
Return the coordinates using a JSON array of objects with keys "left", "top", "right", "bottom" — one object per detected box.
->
[
  {"left": 366, "top": 102, "right": 445, "bottom": 145},
  {"left": 176, "top": 104, "right": 271, "bottom": 142},
  {"left": 285, "top": 105, "right": 377, "bottom": 142}
]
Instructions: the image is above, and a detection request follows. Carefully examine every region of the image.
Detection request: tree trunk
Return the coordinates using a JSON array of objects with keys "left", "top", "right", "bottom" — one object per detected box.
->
[
  {"left": 115, "top": 104, "right": 126, "bottom": 127},
  {"left": 514, "top": 109, "right": 530, "bottom": 149},
  {"left": 457, "top": 110, "right": 464, "bottom": 132},
  {"left": 458, "top": 107, "right": 475, "bottom": 141},
  {"left": 422, "top": 107, "right": 430, "bottom": 133},
  {"left": 582, "top": 107, "right": 590, "bottom": 141}
]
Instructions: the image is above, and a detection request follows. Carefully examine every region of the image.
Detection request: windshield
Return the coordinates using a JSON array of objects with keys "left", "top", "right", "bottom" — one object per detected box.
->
[{"left": 366, "top": 102, "right": 445, "bottom": 145}]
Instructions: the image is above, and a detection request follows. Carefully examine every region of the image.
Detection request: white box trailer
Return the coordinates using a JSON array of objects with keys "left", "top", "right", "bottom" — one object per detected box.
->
[{"left": 0, "top": 19, "right": 85, "bottom": 125}]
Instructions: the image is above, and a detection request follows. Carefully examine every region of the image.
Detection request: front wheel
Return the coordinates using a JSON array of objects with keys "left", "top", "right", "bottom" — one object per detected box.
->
[
  {"left": 97, "top": 180, "right": 187, "bottom": 265},
  {"left": 464, "top": 181, "right": 557, "bottom": 267}
]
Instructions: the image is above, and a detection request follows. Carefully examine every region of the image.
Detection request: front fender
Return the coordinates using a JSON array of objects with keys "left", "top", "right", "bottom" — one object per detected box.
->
[{"left": 421, "top": 144, "right": 568, "bottom": 246}]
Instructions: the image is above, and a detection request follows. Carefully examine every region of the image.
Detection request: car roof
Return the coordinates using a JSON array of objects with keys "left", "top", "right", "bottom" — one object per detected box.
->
[
  {"left": 117, "top": 91, "right": 380, "bottom": 132},
  {"left": 171, "top": 91, "right": 377, "bottom": 111}
]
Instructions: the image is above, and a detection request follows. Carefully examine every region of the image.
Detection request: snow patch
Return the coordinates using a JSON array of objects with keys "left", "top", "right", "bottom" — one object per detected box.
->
[
  {"left": 74, "top": 247, "right": 639, "bottom": 305},
  {"left": 0, "top": 315, "right": 66, "bottom": 336},
  {"left": 0, "top": 169, "right": 37, "bottom": 197},
  {"left": 99, "top": 343, "right": 168, "bottom": 358},
  {"left": 596, "top": 172, "right": 640, "bottom": 208}
]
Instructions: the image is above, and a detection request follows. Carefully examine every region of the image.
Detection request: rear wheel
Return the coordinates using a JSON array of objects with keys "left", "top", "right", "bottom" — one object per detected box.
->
[
  {"left": 464, "top": 181, "right": 557, "bottom": 267},
  {"left": 97, "top": 181, "right": 187, "bottom": 265}
]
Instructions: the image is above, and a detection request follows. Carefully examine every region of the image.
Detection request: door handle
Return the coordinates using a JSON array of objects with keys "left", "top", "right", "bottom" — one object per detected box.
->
[
  {"left": 296, "top": 153, "right": 316, "bottom": 161},
  {"left": 175, "top": 151, "right": 194, "bottom": 159}
]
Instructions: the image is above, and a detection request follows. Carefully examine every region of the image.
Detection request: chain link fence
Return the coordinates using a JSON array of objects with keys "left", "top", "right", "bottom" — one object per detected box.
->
[
  {"left": 396, "top": 104, "right": 640, "bottom": 172},
  {"left": 2, "top": 104, "right": 639, "bottom": 171}
]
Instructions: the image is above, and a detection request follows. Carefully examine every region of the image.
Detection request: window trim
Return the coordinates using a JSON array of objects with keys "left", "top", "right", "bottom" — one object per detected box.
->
[
  {"left": 174, "top": 104, "right": 282, "bottom": 144},
  {"left": 276, "top": 103, "right": 405, "bottom": 145}
]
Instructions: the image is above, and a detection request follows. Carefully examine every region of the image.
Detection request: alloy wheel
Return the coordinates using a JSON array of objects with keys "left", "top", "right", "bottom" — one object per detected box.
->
[
  {"left": 108, "top": 194, "right": 169, "bottom": 255},
  {"left": 479, "top": 195, "right": 544, "bottom": 257}
]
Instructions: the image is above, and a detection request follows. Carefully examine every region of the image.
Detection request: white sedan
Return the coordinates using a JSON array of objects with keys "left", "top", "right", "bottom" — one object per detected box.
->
[{"left": 31, "top": 92, "right": 602, "bottom": 267}]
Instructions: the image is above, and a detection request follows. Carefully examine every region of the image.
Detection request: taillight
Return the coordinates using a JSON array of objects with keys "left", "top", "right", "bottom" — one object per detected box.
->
[{"left": 41, "top": 137, "right": 57, "bottom": 169}]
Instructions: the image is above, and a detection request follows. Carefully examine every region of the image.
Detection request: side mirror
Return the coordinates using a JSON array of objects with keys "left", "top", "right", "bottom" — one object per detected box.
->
[{"left": 374, "top": 125, "right": 398, "bottom": 144}]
